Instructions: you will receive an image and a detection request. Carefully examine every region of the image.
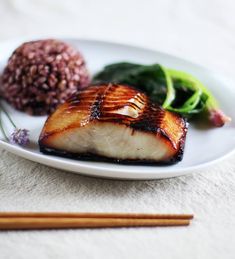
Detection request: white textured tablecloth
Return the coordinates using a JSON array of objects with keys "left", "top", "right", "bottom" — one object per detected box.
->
[{"left": 0, "top": 0, "right": 235, "bottom": 258}]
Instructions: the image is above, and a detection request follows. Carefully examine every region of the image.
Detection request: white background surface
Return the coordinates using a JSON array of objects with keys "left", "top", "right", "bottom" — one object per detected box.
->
[{"left": 0, "top": 0, "right": 235, "bottom": 258}]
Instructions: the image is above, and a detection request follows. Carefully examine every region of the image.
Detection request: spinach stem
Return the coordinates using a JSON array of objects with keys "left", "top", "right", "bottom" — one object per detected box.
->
[
  {"left": 167, "top": 69, "right": 219, "bottom": 111},
  {"left": 160, "top": 65, "right": 175, "bottom": 108}
]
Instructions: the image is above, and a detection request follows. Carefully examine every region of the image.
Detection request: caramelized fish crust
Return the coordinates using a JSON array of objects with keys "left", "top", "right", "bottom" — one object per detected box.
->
[{"left": 39, "top": 84, "right": 188, "bottom": 164}]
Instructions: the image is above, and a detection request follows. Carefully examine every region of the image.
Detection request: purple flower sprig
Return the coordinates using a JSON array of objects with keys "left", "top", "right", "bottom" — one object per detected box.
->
[
  {"left": 0, "top": 103, "right": 30, "bottom": 147},
  {"left": 9, "top": 128, "right": 30, "bottom": 146}
]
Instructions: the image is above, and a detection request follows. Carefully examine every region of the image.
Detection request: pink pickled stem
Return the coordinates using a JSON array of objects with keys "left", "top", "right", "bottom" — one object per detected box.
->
[{"left": 209, "top": 109, "right": 231, "bottom": 127}]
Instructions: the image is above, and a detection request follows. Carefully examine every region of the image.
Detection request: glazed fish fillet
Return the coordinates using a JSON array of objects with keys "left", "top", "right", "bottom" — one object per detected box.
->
[{"left": 39, "top": 84, "right": 188, "bottom": 164}]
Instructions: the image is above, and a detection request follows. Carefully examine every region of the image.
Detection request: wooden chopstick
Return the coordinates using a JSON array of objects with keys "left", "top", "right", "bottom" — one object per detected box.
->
[
  {"left": 0, "top": 212, "right": 193, "bottom": 230},
  {"left": 0, "top": 212, "right": 194, "bottom": 220},
  {"left": 0, "top": 217, "right": 191, "bottom": 230}
]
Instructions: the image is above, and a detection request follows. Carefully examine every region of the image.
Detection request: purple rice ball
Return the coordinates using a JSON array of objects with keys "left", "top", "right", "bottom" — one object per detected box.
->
[{"left": 1, "top": 39, "right": 90, "bottom": 115}]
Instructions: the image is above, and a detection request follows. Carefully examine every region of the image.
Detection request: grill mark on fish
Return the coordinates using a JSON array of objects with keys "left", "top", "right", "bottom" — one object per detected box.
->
[
  {"left": 90, "top": 92, "right": 102, "bottom": 120},
  {"left": 101, "top": 102, "right": 141, "bottom": 112}
]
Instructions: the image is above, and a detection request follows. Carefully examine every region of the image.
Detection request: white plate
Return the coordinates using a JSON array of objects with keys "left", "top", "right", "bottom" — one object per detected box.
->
[{"left": 0, "top": 38, "right": 235, "bottom": 180}]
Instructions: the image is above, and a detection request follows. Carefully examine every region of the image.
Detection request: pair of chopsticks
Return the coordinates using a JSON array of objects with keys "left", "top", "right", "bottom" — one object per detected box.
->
[{"left": 0, "top": 212, "right": 194, "bottom": 230}]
